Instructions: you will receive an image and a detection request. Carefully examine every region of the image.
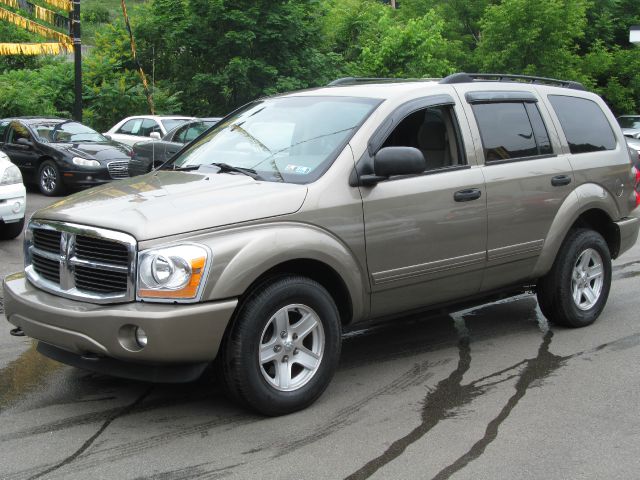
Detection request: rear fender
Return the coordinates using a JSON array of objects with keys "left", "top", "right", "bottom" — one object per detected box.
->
[{"left": 533, "top": 183, "right": 620, "bottom": 277}]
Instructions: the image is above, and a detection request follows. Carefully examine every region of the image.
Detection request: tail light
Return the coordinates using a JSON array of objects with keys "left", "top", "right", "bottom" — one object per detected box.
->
[{"left": 632, "top": 165, "right": 640, "bottom": 208}]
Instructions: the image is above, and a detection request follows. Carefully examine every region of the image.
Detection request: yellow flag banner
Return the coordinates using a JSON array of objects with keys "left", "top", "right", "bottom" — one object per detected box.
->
[
  {"left": 0, "top": 0, "right": 58, "bottom": 26},
  {"left": 0, "top": 42, "right": 66, "bottom": 55},
  {"left": 0, "top": 7, "right": 72, "bottom": 47},
  {"left": 42, "top": 0, "right": 71, "bottom": 11}
]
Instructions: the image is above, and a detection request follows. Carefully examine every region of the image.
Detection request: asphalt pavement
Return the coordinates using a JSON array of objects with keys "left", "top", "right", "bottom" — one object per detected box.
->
[{"left": 0, "top": 191, "right": 639, "bottom": 479}]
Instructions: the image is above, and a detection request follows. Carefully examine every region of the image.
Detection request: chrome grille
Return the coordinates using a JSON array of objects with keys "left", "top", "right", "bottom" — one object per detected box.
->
[
  {"left": 33, "top": 229, "right": 61, "bottom": 253},
  {"left": 75, "top": 236, "right": 129, "bottom": 266},
  {"left": 25, "top": 222, "right": 136, "bottom": 304},
  {"left": 31, "top": 252, "right": 60, "bottom": 283},
  {"left": 107, "top": 161, "right": 129, "bottom": 179}
]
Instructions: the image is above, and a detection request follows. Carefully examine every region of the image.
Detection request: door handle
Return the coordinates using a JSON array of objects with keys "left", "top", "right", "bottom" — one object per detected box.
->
[
  {"left": 454, "top": 188, "right": 482, "bottom": 202},
  {"left": 551, "top": 175, "right": 571, "bottom": 186}
]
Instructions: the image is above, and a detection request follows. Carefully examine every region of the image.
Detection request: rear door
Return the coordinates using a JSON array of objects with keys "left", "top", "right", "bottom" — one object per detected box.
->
[
  {"left": 456, "top": 87, "right": 574, "bottom": 291},
  {"left": 360, "top": 95, "right": 487, "bottom": 318}
]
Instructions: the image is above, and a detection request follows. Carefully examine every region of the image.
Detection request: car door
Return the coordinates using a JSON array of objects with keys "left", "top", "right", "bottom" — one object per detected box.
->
[
  {"left": 3, "top": 121, "right": 40, "bottom": 178},
  {"left": 455, "top": 86, "right": 574, "bottom": 291},
  {"left": 359, "top": 95, "right": 488, "bottom": 318}
]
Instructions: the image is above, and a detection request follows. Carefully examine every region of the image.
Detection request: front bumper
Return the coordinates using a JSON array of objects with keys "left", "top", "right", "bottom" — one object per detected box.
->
[
  {"left": 62, "top": 168, "right": 114, "bottom": 188},
  {"left": 3, "top": 273, "right": 238, "bottom": 375},
  {"left": 0, "top": 182, "right": 26, "bottom": 223},
  {"left": 615, "top": 216, "right": 640, "bottom": 256}
]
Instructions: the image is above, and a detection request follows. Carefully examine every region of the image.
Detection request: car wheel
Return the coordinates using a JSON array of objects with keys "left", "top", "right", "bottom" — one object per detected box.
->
[
  {"left": 0, "top": 217, "right": 25, "bottom": 240},
  {"left": 218, "top": 276, "right": 342, "bottom": 416},
  {"left": 38, "top": 160, "right": 65, "bottom": 196},
  {"left": 536, "top": 228, "right": 611, "bottom": 327}
]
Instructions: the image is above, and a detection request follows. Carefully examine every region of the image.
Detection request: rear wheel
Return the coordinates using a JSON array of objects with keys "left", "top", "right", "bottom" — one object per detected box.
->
[
  {"left": 217, "top": 276, "right": 341, "bottom": 416},
  {"left": 38, "top": 160, "right": 65, "bottom": 196},
  {"left": 536, "top": 228, "right": 611, "bottom": 327}
]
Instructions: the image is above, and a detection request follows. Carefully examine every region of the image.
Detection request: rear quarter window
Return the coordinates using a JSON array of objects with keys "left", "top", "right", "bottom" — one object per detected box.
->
[{"left": 548, "top": 95, "right": 616, "bottom": 154}]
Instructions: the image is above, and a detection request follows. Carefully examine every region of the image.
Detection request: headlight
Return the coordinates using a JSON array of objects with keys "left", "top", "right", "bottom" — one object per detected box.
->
[
  {"left": 72, "top": 157, "right": 100, "bottom": 168},
  {"left": 0, "top": 165, "right": 22, "bottom": 185},
  {"left": 137, "top": 244, "right": 210, "bottom": 301}
]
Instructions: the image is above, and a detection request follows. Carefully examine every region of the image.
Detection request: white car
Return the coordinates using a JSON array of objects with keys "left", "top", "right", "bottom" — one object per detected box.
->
[
  {"left": 0, "top": 150, "right": 26, "bottom": 240},
  {"left": 103, "top": 115, "right": 193, "bottom": 146}
]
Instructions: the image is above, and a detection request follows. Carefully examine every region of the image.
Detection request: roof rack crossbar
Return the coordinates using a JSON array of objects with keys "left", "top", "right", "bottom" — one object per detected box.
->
[{"left": 439, "top": 72, "right": 586, "bottom": 91}]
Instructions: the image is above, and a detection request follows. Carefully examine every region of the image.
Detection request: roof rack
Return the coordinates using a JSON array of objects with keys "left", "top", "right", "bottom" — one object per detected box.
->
[
  {"left": 327, "top": 77, "right": 439, "bottom": 86},
  {"left": 439, "top": 72, "right": 586, "bottom": 91}
]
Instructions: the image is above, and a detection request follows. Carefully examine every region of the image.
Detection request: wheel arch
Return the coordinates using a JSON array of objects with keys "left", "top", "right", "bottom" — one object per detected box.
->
[{"left": 533, "top": 184, "right": 621, "bottom": 277}]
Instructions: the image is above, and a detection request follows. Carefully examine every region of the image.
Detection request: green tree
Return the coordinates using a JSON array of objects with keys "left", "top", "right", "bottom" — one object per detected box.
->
[
  {"left": 134, "top": 0, "right": 339, "bottom": 116},
  {"left": 476, "top": 0, "right": 588, "bottom": 79},
  {"left": 355, "top": 9, "right": 461, "bottom": 78}
]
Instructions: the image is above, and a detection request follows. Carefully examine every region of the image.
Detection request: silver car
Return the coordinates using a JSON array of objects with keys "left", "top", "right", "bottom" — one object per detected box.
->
[{"left": 4, "top": 73, "right": 640, "bottom": 415}]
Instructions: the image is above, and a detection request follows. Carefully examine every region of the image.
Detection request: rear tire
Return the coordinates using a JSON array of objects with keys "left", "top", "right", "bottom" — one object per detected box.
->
[
  {"left": 217, "top": 276, "right": 341, "bottom": 416},
  {"left": 536, "top": 228, "right": 611, "bottom": 328},
  {"left": 0, "top": 217, "right": 24, "bottom": 240}
]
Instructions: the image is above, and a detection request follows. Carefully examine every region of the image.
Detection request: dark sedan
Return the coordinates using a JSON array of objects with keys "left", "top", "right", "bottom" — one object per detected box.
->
[
  {"left": 0, "top": 117, "right": 132, "bottom": 196},
  {"left": 129, "top": 118, "right": 221, "bottom": 176}
]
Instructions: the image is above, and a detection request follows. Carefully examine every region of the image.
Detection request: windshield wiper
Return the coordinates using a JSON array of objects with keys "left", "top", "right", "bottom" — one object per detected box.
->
[{"left": 209, "top": 162, "right": 261, "bottom": 179}]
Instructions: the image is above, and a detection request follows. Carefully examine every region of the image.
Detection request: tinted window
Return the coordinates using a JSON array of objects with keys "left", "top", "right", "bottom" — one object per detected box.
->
[
  {"left": 7, "top": 122, "right": 31, "bottom": 143},
  {"left": 161, "top": 119, "right": 189, "bottom": 132},
  {"left": 117, "top": 119, "right": 141, "bottom": 135},
  {"left": 549, "top": 95, "right": 616, "bottom": 154},
  {"left": 617, "top": 116, "right": 640, "bottom": 129},
  {"left": 472, "top": 103, "right": 538, "bottom": 161},
  {"left": 183, "top": 122, "right": 210, "bottom": 142},
  {"left": 171, "top": 123, "right": 191, "bottom": 143},
  {"left": 0, "top": 121, "right": 8, "bottom": 141},
  {"left": 140, "top": 119, "right": 161, "bottom": 137},
  {"left": 525, "top": 103, "right": 552, "bottom": 155},
  {"left": 381, "top": 104, "right": 466, "bottom": 170}
]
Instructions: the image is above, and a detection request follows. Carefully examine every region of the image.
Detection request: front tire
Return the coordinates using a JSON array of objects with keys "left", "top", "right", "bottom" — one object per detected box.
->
[
  {"left": 218, "top": 276, "right": 341, "bottom": 416},
  {"left": 0, "top": 217, "right": 25, "bottom": 240},
  {"left": 38, "top": 160, "right": 65, "bottom": 196},
  {"left": 537, "top": 229, "right": 611, "bottom": 327}
]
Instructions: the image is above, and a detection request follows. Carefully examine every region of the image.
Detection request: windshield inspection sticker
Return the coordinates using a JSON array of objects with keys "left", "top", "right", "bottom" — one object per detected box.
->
[{"left": 285, "top": 164, "right": 311, "bottom": 174}]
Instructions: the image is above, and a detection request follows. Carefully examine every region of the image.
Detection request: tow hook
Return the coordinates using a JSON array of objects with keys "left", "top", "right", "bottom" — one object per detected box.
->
[{"left": 10, "top": 327, "right": 25, "bottom": 337}]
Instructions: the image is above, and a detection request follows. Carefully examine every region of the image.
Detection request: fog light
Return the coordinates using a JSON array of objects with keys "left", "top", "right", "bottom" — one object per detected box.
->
[
  {"left": 12, "top": 201, "right": 22, "bottom": 213},
  {"left": 135, "top": 327, "right": 148, "bottom": 348},
  {"left": 86, "top": 175, "right": 93, "bottom": 181}
]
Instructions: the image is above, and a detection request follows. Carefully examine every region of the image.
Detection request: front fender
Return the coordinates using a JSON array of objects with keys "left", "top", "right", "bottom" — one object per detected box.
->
[
  {"left": 532, "top": 183, "right": 620, "bottom": 277},
  {"left": 199, "top": 222, "right": 368, "bottom": 322}
]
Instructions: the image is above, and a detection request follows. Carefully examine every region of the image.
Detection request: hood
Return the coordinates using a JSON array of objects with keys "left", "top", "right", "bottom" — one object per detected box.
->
[
  {"left": 34, "top": 170, "right": 308, "bottom": 240},
  {"left": 48, "top": 141, "right": 131, "bottom": 163}
]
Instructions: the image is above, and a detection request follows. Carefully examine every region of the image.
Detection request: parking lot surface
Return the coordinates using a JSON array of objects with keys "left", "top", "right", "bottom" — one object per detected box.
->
[{"left": 1, "top": 192, "right": 639, "bottom": 479}]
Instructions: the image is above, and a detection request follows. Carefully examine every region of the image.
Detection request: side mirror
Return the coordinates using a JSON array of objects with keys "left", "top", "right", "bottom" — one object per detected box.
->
[
  {"left": 16, "top": 138, "right": 33, "bottom": 148},
  {"left": 357, "top": 147, "right": 426, "bottom": 186},
  {"left": 150, "top": 132, "right": 162, "bottom": 140},
  {"left": 103, "top": 133, "right": 112, "bottom": 140}
]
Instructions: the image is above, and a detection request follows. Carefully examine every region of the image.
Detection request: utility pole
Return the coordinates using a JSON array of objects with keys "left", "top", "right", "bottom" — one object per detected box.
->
[{"left": 72, "top": 0, "right": 82, "bottom": 122}]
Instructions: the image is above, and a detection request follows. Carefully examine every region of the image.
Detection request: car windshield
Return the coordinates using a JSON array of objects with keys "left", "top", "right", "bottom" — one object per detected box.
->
[
  {"left": 617, "top": 117, "right": 640, "bottom": 129},
  {"left": 34, "top": 121, "right": 108, "bottom": 143},
  {"left": 161, "top": 119, "right": 190, "bottom": 131},
  {"left": 170, "top": 96, "right": 379, "bottom": 183}
]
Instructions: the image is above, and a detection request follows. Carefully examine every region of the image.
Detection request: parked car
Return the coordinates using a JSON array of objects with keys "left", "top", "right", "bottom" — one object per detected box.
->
[
  {"left": 104, "top": 115, "right": 193, "bottom": 146},
  {"left": 4, "top": 73, "right": 639, "bottom": 416},
  {"left": 129, "top": 118, "right": 221, "bottom": 176},
  {"left": 0, "top": 150, "right": 26, "bottom": 239},
  {"left": 617, "top": 115, "right": 640, "bottom": 138},
  {"left": 0, "top": 118, "right": 132, "bottom": 196}
]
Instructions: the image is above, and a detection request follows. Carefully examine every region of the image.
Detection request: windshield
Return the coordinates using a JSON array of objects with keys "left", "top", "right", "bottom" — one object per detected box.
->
[
  {"left": 161, "top": 118, "right": 190, "bottom": 132},
  {"left": 618, "top": 117, "right": 640, "bottom": 129},
  {"left": 34, "top": 121, "right": 108, "bottom": 143},
  {"left": 170, "top": 96, "right": 380, "bottom": 183}
]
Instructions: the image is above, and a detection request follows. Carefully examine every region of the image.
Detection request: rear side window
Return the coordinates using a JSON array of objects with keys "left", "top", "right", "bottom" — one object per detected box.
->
[
  {"left": 548, "top": 95, "right": 616, "bottom": 154},
  {"left": 472, "top": 102, "right": 552, "bottom": 162},
  {"left": 0, "top": 121, "right": 8, "bottom": 141}
]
